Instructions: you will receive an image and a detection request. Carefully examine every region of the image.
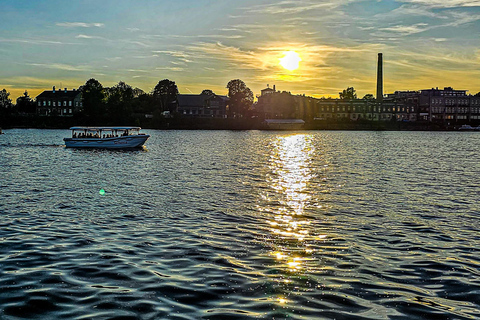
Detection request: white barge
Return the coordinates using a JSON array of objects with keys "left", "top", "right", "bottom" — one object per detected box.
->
[{"left": 64, "top": 127, "right": 150, "bottom": 149}]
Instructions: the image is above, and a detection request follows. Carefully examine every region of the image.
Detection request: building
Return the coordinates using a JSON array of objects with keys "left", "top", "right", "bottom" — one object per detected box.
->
[
  {"left": 177, "top": 94, "right": 228, "bottom": 118},
  {"left": 36, "top": 86, "right": 82, "bottom": 116},
  {"left": 419, "top": 87, "right": 480, "bottom": 123},
  {"left": 256, "top": 85, "right": 306, "bottom": 119}
]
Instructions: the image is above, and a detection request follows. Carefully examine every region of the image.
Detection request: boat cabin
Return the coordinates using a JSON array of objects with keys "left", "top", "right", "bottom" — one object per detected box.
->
[{"left": 69, "top": 127, "right": 142, "bottom": 139}]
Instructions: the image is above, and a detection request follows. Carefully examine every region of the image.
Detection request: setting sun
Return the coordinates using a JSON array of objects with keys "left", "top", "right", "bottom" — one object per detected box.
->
[{"left": 279, "top": 51, "right": 301, "bottom": 71}]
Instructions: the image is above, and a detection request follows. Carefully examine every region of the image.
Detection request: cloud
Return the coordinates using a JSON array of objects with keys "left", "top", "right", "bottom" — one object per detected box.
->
[
  {"left": 75, "top": 34, "right": 105, "bottom": 39},
  {"left": 397, "top": 0, "right": 480, "bottom": 7},
  {"left": 56, "top": 22, "right": 104, "bottom": 28},
  {"left": 154, "top": 50, "right": 190, "bottom": 57},
  {"left": 379, "top": 23, "right": 431, "bottom": 35},
  {"left": 377, "top": 4, "right": 445, "bottom": 18},
  {"left": 27, "top": 63, "right": 91, "bottom": 72},
  {"left": 444, "top": 11, "right": 480, "bottom": 26},
  {"left": 0, "top": 38, "right": 64, "bottom": 45},
  {"left": 2, "top": 76, "right": 72, "bottom": 88},
  {"left": 155, "top": 67, "right": 184, "bottom": 72},
  {"left": 187, "top": 42, "right": 266, "bottom": 70},
  {"left": 245, "top": 0, "right": 355, "bottom": 15}
]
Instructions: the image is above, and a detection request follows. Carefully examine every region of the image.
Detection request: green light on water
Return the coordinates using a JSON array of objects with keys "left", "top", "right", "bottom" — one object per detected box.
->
[{"left": 99, "top": 189, "right": 105, "bottom": 195}]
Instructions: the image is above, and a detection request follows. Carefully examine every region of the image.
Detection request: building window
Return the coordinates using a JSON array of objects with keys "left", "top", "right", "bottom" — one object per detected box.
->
[
  {"left": 64, "top": 109, "right": 67, "bottom": 114},
  {"left": 43, "top": 101, "right": 46, "bottom": 106},
  {"left": 69, "top": 101, "right": 72, "bottom": 106},
  {"left": 63, "top": 101, "right": 67, "bottom": 106}
]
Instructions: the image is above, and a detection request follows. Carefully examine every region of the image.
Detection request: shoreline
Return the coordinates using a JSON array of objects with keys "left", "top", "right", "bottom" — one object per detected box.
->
[{"left": 0, "top": 114, "right": 464, "bottom": 132}]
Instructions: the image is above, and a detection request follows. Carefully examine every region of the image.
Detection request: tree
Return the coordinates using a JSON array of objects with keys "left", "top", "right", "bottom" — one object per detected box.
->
[
  {"left": 362, "top": 94, "right": 375, "bottom": 100},
  {"left": 105, "top": 81, "right": 135, "bottom": 123},
  {"left": 153, "top": 79, "right": 178, "bottom": 113},
  {"left": 226, "top": 79, "right": 254, "bottom": 117},
  {"left": 0, "top": 89, "right": 13, "bottom": 109},
  {"left": 16, "top": 90, "right": 36, "bottom": 113},
  {"left": 131, "top": 93, "right": 156, "bottom": 114},
  {"left": 475, "top": 92, "right": 480, "bottom": 97},
  {"left": 81, "top": 78, "right": 106, "bottom": 119},
  {"left": 339, "top": 87, "right": 357, "bottom": 100},
  {"left": 201, "top": 89, "right": 214, "bottom": 96}
]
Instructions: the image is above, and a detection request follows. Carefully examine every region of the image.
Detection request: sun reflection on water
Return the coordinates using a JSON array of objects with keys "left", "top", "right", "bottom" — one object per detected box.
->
[{"left": 260, "top": 134, "right": 326, "bottom": 307}]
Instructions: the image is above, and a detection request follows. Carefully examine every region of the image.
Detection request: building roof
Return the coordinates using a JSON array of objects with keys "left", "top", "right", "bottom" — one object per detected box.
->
[
  {"left": 36, "top": 88, "right": 81, "bottom": 100},
  {"left": 177, "top": 94, "right": 209, "bottom": 107},
  {"left": 178, "top": 94, "right": 228, "bottom": 107}
]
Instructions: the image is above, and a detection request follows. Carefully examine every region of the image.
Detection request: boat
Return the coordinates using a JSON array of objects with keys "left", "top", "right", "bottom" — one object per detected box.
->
[
  {"left": 64, "top": 127, "right": 150, "bottom": 149},
  {"left": 458, "top": 124, "right": 474, "bottom": 131}
]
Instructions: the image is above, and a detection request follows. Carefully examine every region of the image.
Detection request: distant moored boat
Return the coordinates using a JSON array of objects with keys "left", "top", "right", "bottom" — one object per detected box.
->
[{"left": 64, "top": 126, "right": 150, "bottom": 149}]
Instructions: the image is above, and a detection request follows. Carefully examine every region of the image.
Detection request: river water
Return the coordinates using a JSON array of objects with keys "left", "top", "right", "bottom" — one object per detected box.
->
[{"left": 0, "top": 129, "right": 479, "bottom": 320}]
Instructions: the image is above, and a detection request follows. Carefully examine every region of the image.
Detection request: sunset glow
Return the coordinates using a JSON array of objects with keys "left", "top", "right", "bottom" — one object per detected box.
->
[
  {"left": 279, "top": 51, "right": 302, "bottom": 71},
  {"left": 1, "top": 1, "right": 479, "bottom": 100}
]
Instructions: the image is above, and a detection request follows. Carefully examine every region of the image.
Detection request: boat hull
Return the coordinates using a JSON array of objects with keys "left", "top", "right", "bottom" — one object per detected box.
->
[{"left": 64, "top": 135, "right": 150, "bottom": 149}]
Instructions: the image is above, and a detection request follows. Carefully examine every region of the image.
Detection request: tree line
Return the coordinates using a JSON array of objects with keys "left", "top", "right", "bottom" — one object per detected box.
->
[{"left": 0, "top": 78, "right": 255, "bottom": 127}]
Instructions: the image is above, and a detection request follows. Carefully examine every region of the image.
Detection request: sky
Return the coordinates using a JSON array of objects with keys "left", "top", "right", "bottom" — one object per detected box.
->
[{"left": 1, "top": 0, "right": 480, "bottom": 101}]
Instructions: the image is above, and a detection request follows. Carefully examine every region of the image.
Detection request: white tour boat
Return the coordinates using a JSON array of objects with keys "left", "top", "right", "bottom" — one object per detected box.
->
[{"left": 64, "top": 126, "right": 150, "bottom": 149}]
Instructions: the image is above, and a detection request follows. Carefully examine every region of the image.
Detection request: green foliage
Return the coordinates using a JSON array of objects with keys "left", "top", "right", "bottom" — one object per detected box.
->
[
  {"left": 153, "top": 79, "right": 178, "bottom": 112},
  {"left": 339, "top": 87, "right": 357, "bottom": 100},
  {"left": 105, "top": 81, "right": 136, "bottom": 124},
  {"left": 81, "top": 78, "right": 106, "bottom": 120},
  {"left": 475, "top": 92, "right": 480, "bottom": 97},
  {"left": 201, "top": 89, "right": 214, "bottom": 96},
  {"left": 226, "top": 79, "right": 253, "bottom": 118},
  {"left": 0, "top": 89, "right": 13, "bottom": 109},
  {"left": 16, "top": 90, "right": 36, "bottom": 113},
  {"left": 362, "top": 93, "right": 375, "bottom": 100}
]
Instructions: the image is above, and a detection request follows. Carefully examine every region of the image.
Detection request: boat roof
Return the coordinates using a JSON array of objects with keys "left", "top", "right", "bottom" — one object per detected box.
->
[{"left": 69, "top": 126, "right": 141, "bottom": 130}]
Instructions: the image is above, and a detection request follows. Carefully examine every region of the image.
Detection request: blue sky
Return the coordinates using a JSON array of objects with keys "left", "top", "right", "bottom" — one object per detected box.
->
[{"left": 1, "top": 0, "right": 479, "bottom": 101}]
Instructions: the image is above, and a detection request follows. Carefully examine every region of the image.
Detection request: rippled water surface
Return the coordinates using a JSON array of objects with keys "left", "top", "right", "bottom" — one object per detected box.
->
[{"left": 1, "top": 129, "right": 479, "bottom": 319}]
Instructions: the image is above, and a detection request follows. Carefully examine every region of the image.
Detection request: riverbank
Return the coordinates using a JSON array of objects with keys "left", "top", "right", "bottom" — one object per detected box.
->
[{"left": 0, "top": 114, "right": 459, "bottom": 131}]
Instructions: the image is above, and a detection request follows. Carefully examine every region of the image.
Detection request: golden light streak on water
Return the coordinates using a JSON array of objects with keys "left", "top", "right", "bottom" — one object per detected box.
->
[{"left": 264, "top": 134, "right": 324, "bottom": 274}]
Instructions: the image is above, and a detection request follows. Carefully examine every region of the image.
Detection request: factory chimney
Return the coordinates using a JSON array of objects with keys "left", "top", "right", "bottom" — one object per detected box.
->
[{"left": 376, "top": 53, "right": 383, "bottom": 102}]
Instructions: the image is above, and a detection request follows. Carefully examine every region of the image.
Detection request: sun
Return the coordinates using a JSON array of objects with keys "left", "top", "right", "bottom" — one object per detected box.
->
[{"left": 279, "top": 51, "right": 301, "bottom": 71}]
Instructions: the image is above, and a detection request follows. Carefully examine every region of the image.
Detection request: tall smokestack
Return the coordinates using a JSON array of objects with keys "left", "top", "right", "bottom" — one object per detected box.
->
[{"left": 376, "top": 53, "right": 383, "bottom": 102}]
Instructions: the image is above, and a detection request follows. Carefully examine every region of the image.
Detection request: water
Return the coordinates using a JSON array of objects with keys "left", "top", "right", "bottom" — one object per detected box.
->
[{"left": 1, "top": 129, "right": 479, "bottom": 320}]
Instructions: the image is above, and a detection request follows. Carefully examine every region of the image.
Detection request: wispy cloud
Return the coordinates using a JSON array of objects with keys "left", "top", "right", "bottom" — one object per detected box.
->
[
  {"left": 27, "top": 63, "right": 91, "bottom": 72},
  {"left": 56, "top": 22, "right": 104, "bottom": 28},
  {"left": 377, "top": 4, "right": 445, "bottom": 18},
  {"left": 187, "top": 42, "right": 266, "bottom": 70},
  {"left": 2, "top": 76, "right": 75, "bottom": 88},
  {"left": 153, "top": 50, "right": 191, "bottom": 58},
  {"left": 155, "top": 67, "right": 184, "bottom": 72},
  {"left": 397, "top": 0, "right": 480, "bottom": 8},
  {"left": 105, "top": 57, "right": 122, "bottom": 62},
  {"left": 245, "top": 0, "right": 354, "bottom": 15},
  {"left": 0, "top": 38, "right": 64, "bottom": 45},
  {"left": 379, "top": 23, "right": 431, "bottom": 35},
  {"left": 445, "top": 11, "right": 480, "bottom": 26},
  {"left": 75, "top": 34, "right": 105, "bottom": 40}
]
